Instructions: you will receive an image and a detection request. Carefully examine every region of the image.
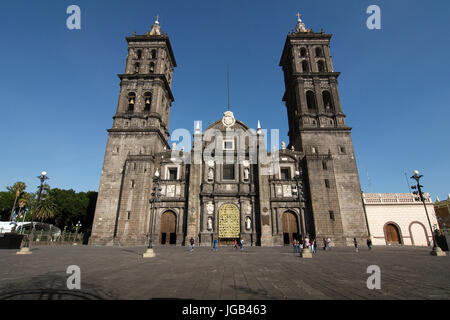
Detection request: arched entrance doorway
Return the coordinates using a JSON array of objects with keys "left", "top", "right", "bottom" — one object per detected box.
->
[
  {"left": 385, "top": 223, "right": 402, "bottom": 245},
  {"left": 282, "top": 211, "right": 299, "bottom": 245},
  {"left": 410, "top": 222, "right": 429, "bottom": 246},
  {"left": 160, "top": 211, "right": 176, "bottom": 245},
  {"left": 218, "top": 204, "right": 240, "bottom": 245}
]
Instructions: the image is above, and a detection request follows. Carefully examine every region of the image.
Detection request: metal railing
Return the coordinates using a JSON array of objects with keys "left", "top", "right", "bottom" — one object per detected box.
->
[{"left": 19, "top": 230, "right": 85, "bottom": 246}]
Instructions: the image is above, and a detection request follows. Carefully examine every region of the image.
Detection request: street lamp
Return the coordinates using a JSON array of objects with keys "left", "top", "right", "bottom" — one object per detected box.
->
[
  {"left": 410, "top": 170, "right": 446, "bottom": 257},
  {"left": 143, "top": 169, "right": 162, "bottom": 258},
  {"left": 17, "top": 171, "right": 49, "bottom": 255},
  {"left": 73, "top": 221, "right": 82, "bottom": 245},
  {"left": 294, "top": 169, "right": 312, "bottom": 258}
]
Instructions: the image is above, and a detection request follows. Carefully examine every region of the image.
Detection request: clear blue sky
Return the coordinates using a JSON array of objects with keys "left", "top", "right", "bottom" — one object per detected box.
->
[{"left": 0, "top": 0, "right": 449, "bottom": 200}]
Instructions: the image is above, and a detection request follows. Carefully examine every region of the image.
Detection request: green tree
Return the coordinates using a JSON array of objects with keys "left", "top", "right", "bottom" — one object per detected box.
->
[
  {"left": 8, "top": 182, "right": 27, "bottom": 221},
  {"left": 34, "top": 197, "right": 57, "bottom": 222},
  {"left": 0, "top": 192, "right": 15, "bottom": 221}
]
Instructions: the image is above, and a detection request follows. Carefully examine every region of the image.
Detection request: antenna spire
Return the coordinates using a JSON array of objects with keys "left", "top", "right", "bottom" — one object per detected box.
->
[{"left": 227, "top": 64, "right": 230, "bottom": 111}]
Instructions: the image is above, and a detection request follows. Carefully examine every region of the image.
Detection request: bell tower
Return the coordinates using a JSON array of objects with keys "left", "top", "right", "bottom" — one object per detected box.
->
[
  {"left": 90, "top": 18, "right": 177, "bottom": 245},
  {"left": 112, "top": 17, "right": 176, "bottom": 152},
  {"left": 280, "top": 14, "right": 368, "bottom": 245}
]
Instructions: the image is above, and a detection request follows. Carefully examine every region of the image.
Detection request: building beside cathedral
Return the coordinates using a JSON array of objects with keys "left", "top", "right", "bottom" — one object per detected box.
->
[
  {"left": 89, "top": 16, "right": 369, "bottom": 247},
  {"left": 362, "top": 193, "right": 438, "bottom": 246}
]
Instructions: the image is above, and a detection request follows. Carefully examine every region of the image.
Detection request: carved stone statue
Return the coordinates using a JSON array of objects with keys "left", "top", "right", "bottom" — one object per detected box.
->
[
  {"left": 281, "top": 141, "right": 286, "bottom": 150},
  {"left": 243, "top": 167, "right": 249, "bottom": 180},
  {"left": 208, "top": 167, "right": 214, "bottom": 181},
  {"left": 245, "top": 217, "right": 251, "bottom": 230},
  {"left": 207, "top": 217, "right": 213, "bottom": 230}
]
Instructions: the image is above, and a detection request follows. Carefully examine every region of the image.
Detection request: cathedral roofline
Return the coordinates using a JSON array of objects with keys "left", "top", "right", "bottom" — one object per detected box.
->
[
  {"left": 204, "top": 118, "right": 252, "bottom": 132},
  {"left": 125, "top": 34, "right": 177, "bottom": 67}
]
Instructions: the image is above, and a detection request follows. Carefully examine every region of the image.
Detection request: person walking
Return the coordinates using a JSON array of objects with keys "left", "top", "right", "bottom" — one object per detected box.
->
[
  {"left": 305, "top": 236, "right": 310, "bottom": 251},
  {"left": 313, "top": 239, "right": 318, "bottom": 253},
  {"left": 233, "top": 239, "right": 238, "bottom": 250},
  {"left": 326, "top": 237, "right": 331, "bottom": 250},
  {"left": 189, "top": 237, "right": 195, "bottom": 252},
  {"left": 366, "top": 237, "right": 372, "bottom": 251},
  {"left": 240, "top": 239, "right": 244, "bottom": 250},
  {"left": 310, "top": 239, "right": 314, "bottom": 253},
  {"left": 353, "top": 237, "right": 358, "bottom": 252},
  {"left": 213, "top": 238, "right": 218, "bottom": 251},
  {"left": 292, "top": 239, "right": 297, "bottom": 253},
  {"left": 323, "top": 237, "right": 327, "bottom": 251}
]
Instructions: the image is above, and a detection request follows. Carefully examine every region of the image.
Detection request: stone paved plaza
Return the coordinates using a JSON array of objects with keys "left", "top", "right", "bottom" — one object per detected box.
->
[{"left": 0, "top": 245, "right": 448, "bottom": 300}]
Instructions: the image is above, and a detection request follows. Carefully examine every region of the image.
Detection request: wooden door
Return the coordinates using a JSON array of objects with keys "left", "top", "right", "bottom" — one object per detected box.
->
[
  {"left": 386, "top": 224, "right": 401, "bottom": 244},
  {"left": 160, "top": 211, "right": 176, "bottom": 245},
  {"left": 282, "top": 212, "right": 299, "bottom": 245}
]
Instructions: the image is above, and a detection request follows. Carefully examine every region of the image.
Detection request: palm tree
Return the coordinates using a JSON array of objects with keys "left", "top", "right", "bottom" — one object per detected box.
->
[
  {"left": 34, "top": 197, "right": 57, "bottom": 222},
  {"left": 9, "top": 182, "right": 26, "bottom": 221},
  {"left": 17, "top": 193, "right": 31, "bottom": 222}
]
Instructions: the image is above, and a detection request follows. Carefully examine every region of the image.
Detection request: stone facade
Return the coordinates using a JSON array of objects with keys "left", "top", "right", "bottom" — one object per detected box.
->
[
  {"left": 89, "top": 17, "right": 369, "bottom": 247},
  {"left": 363, "top": 193, "right": 438, "bottom": 246}
]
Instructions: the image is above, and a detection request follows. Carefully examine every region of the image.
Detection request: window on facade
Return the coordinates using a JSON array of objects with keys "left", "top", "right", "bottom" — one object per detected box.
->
[
  {"left": 306, "top": 91, "right": 317, "bottom": 110},
  {"left": 325, "top": 179, "right": 330, "bottom": 188},
  {"left": 223, "top": 140, "right": 234, "bottom": 150},
  {"left": 149, "top": 62, "right": 155, "bottom": 74},
  {"left": 144, "top": 92, "right": 152, "bottom": 111},
  {"left": 329, "top": 211, "right": 335, "bottom": 221},
  {"left": 151, "top": 49, "right": 156, "bottom": 59},
  {"left": 168, "top": 168, "right": 178, "bottom": 180},
  {"left": 322, "top": 161, "right": 328, "bottom": 170},
  {"left": 223, "top": 164, "right": 235, "bottom": 180},
  {"left": 134, "top": 62, "right": 140, "bottom": 73},
  {"left": 322, "top": 91, "right": 334, "bottom": 112},
  {"left": 128, "top": 92, "right": 136, "bottom": 111},
  {"left": 127, "top": 211, "right": 131, "bottom": 220},
  {"left": 131, "top": 180, "right": 135, "bottom": 188},
  {"left": 280, "top": 168, "right": 291, "bottom": 180},
  {"left": 302, "top": 60, "right": 309, "bottom": 73},
  {"left": 315, "top": 47, "right": 323, "bottom": 57},
  {"left": 317, "top": 60, "right": 326, "bottom": 72},
  {"left": 339, "top": 145, "right": 346, "bottom": 154},
  {"left": 136, "top": 50, "right": 142, "bottom": 59},
  {"left": 300, "top": 47, "right": 307, "bottom": 58}
]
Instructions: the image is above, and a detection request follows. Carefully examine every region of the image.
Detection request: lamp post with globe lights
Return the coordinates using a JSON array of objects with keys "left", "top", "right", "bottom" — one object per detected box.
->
[
  {"left": 143, "top": 169, "right": 162, "bottom": 258},
  {"left": 73, "top": 221, "right": 82, "bottom": 245},
  {"left": 294, "top": 169, "right": 312, "bottom": 258},
  {"left": 410, "top": 170, "right": 446, "bottom": 256}
]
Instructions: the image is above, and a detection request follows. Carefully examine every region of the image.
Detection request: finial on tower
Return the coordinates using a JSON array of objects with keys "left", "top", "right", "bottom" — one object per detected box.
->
[
  {"left": 295, "top": 12, "right": 308, "bottom": 33},
  {"left": 257, "top": 120, "right": 262, "bottom": 134},
  {"left": 150, "top": 15, "right": 161, "bottom": 35}
]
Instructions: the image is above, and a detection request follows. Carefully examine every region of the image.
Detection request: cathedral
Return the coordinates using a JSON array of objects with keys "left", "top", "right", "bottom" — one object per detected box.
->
[{"left": 89, "top": 15, "right": 369, "bottom": 247}]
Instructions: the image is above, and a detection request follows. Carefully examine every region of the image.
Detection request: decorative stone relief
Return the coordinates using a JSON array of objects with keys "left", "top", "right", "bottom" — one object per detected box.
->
[
  {"left": 276, "top": 185, "right": 283, "bottom": 197},
  {"left": 283, "top": 185, "right": 292, "bottom": 197},
  {"left": 166, "top": 185, "right": 175, "bottom": 197},
  {"left": 206, "top": 202, "right": 214, "bottom": 215}
]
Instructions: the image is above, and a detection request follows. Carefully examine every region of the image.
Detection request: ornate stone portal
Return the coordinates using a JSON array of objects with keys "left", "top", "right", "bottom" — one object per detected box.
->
[{"left": 218, "top": 204, "right": 240, "bottom": 239}]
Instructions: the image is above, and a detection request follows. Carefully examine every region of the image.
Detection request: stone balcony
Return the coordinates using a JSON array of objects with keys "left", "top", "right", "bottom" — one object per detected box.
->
[{"left": 363, "top": 193, "right": 432, "bottom": 205}]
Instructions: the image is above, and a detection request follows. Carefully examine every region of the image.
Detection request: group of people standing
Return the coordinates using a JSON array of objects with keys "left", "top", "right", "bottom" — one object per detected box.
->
[
  {"left": 292, "top": 236, "right": 332, "bottom": 253},
  {"left": 189, "top": 237, "right": 245, "bottom": 252},
  {"left": 353, "top": 237, "right": 373, "bottom": 252}
]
